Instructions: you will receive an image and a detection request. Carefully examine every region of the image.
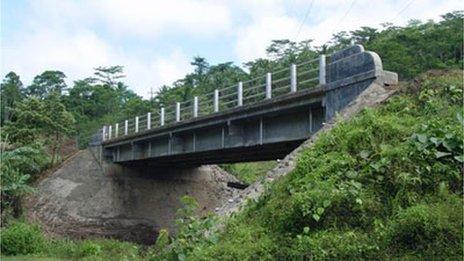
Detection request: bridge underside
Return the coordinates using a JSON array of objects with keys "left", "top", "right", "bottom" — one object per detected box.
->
[{"left": 106, "top": 90, "right": 325, "bottom": 167}]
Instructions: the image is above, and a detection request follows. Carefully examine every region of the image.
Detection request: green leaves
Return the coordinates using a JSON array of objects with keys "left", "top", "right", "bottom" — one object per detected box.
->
[{"left": 411, "top": 128, "right": 463, "bottom": 162}]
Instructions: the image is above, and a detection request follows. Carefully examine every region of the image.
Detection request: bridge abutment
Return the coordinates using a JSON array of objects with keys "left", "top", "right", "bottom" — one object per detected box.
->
[{"left": 28, "top": 148, "right": 239, "bottom": 244}]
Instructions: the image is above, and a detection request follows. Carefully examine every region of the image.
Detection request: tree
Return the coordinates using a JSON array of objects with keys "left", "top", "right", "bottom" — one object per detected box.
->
[
  {"left": 92, "top": 65, "right": 125, "bottom": 88},
  {"left": 0, "top": 145, "right": 48, "bottom": 217},
  {"left": 3, "top": 94, "right": 75, "bottom": 165},
  {"left": 0, "top": 72, "right": 23, "bottom": 125},
  {"left": 25, "top": 70, "right": 66, "bottom": 98},
  {"left": 191, "top": 57, "right": 209, "bottom": 78},
  {"left": 266, "top": 39, "right": 298, "bottom": 61},
  {"left": 44, "top": 94, "right": 75, "bottom": 164},
  {"left": 350, "top": 26, "right": 378, "bottom": 45}
]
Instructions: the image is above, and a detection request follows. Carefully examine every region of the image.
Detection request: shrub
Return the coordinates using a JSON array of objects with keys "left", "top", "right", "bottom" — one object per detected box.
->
[
  {"left": 80, "top": 240, "right": 102, "bottom": 256},
  {"left": 387, "top": 196, "right": 463, "bottom": 257},
  {"left": 153, "top": 196, "right": 219, "bottom": 260},
  {"left": 0, "top": 222, "right": 45, "bottom": 255}
]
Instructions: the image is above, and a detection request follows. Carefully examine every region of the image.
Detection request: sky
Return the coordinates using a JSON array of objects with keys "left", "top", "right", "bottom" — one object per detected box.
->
[{"left": 1, "top": 0, "right": 461, "bottom": 98}]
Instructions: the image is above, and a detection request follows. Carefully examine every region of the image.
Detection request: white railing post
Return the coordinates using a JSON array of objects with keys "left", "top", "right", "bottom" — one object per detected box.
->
[
  {"left": 108, "top": 125, "right": 112, "bottom": 139},
  {"left": 115, "top": 123, "right": 119, "bottom": 137},
  {"left": 102, "top": 126, "right": 107, "bottom": 141},
  {"left": 124, "top": 120, "right": 128, "bottom": 135},
  {"left": 291, "top": 64, "right": 297, "bottom": 92},
  {"left": 237, "top": 81, "right": 243, "bottom": 106},
  {"left": 193, "top": 96, "right": 198, "bottom": 118},
  {"left": 266, "top": 72, "right": 272, "bottom": 99},
  {"left": 214, "top": 89, "right": 219, "bottom": 112},
  {"left": 319, "top": 54, "right": 326, "bottom": 85},
  {"left": 176, "top": 102, "right": 181, "bottom": 122},
  {"left": 135, "top": 116, "right": 139, "bottom": 133},
  {"left": 147, "top": 112, "right": 151, "bottom": 130},
  {"left": 160, "top": 107, "right": 165, "bottom": 126}
]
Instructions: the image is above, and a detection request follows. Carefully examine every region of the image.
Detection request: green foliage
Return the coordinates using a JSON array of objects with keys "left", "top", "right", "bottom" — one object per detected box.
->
[
  {"left": 25, "top": 70, "right": 66, "bottom": 98},
  {"left": 2, "top": 94, "right": 75, "bottom": 164},
  {"left": 3, "top": 95, "right": 75, "bottom": 146},
  {"left": 80, "top": 240, "right": 102, "bottom": 256},
  {"left": 0, "top": 222, "right": 142, "bottom": 260},
  {"left": 290, "top": 229, "right": 383, "bottom": 260},
  {"left": 152, "top": 71, "right": 463, "bottom": 259},
  {"left": 0, "top": 144, "right": 49, "bottom": 217},
  {"left": 0, "top": 72, "right": 24, "bottom": 125},
  {"left": 332, "top": 11, "right": 463, "bottom": 79},
  {"left": 220, "top": 161, "right": 277, "bottom": 184},
  {"left": 0, "top": 144, "right": 49, "bottom": 179},
  {"left": 92, "top": 65, "right": 126, "bottom": 88},
  {"left": 387, "top": 195, "right": 463, "bottom": 257},
  {"left": 0, "top": 222, "right": 45, "bottom": 256},
  {"left": 188, "top": 220, "right": 278, "bottom": 261},
  {"left": 38, "top": 238, "right": 141, "bottom": 260},
  {"left": 153, "top": 196, "right": 219, "bottom": 261}
]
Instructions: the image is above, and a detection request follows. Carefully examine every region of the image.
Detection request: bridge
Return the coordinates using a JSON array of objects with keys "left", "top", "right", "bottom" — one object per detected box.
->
[{"left": 99, "top": 45, "right": 397, "bottom": 167}]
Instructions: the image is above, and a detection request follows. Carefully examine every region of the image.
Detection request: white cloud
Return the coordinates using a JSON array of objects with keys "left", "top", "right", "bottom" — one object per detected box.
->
[
  {"left": 149, "top": 49, "right": 192, "bottom": 87},
  {"left": 1, "top": 24, "right": 193, "bottom": 97},
  {"left": 90, "top": 0, "right": 232, "bottom": 38},
  {"left": 2, "top": 27, "right": 112, "bottom": 87},
  {"left": 118, "top": 49, "right": 192, "bottom": 96},
  {"left": 235, "top": 15, "right": 304, "bottom": 61},
  {"left": 1, "top": 0, "right": 461, "bottom": 99}
]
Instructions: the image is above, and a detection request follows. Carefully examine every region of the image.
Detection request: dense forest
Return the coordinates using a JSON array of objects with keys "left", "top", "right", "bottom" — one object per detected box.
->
[{"left": 0, "top": 11, "right": 462, "bottom": 260}]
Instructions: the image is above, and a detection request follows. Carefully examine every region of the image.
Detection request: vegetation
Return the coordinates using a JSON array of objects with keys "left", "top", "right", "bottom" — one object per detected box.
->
[
  {"left": 220, "top": 161, "right": 277, "bottom": 184},
  {"left": 154, "top": 70, "right": 463, "bottom": 260},
  {"left": 0, "top": 11, "right": 462, "bottom": 260},
  {"left": 0, "top": 144, "right": 49, "bottom": 218},
  {"left": 1, "top": 221, "right": 142, "bottom": 260}
]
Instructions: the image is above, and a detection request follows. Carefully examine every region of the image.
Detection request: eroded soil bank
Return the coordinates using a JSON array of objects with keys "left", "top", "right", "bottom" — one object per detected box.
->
[{"left": 27, "top": 149, "right": 240, "bottom": 244}]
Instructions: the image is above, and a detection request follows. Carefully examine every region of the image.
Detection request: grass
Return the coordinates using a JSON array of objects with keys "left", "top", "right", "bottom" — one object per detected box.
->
[{"left": 220, "top": 161, "right": 277, "bottom": 184}]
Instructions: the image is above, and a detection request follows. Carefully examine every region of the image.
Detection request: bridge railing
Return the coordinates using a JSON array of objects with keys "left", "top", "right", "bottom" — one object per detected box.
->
[{"left": 102, "top": 54, "right": 327, "bottom": 141}]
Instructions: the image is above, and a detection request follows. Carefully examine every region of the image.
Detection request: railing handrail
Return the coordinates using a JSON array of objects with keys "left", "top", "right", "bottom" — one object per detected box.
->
[{"left": 102, "top": 54, "right": 327, "bottom": 141}]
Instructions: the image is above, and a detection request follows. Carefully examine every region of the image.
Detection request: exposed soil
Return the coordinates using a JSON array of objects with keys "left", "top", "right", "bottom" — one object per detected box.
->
[{"left": 26, "top": 149, "right": 240, "bottom": 244}]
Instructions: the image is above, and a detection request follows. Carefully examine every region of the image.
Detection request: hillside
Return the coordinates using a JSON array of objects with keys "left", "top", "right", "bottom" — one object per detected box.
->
[{"left": 153, "top": 70, "right": 463, "bottom": 260}]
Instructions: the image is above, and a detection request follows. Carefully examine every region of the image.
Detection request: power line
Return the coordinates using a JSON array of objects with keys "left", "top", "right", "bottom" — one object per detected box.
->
[
  {"left": 392, "top": 0, "right": 415, "bottom": 22},
  {"left": 295, "top": 0, "right": 316, "bottom": 39},
  {"left": 336, "top": 0, "right": 356, "bottom": 27},
  {"left": 327, "top": 0, "right": 356, "bottom": 41}
]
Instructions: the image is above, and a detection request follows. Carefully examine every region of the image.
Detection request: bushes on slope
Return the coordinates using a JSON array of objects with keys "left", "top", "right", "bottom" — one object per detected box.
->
[
  {"left": 163, "top": 71, "right": 463, "bottom": 260},
  {"left": 0, "top": 222, "right": 45, "bottom": 256}
]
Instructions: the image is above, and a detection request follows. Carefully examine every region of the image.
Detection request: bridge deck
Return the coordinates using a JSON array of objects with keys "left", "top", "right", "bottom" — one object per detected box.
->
[{"left": 103, "top": 86, "right": 325, "bottom": 166}]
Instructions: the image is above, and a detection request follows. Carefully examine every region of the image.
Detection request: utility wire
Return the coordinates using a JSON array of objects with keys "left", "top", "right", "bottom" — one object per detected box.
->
[
  {"left": 295, "top": 0, "right": 316, "bottom": 39},
  {"left": 336, "top": 0, "right": 356, "bottom": 28},
  {"left": 327, "top": 0, "right": 356, "bottom": 42},
  {"left": 392, "top": 0, "right": 415, "bottom": 22}
]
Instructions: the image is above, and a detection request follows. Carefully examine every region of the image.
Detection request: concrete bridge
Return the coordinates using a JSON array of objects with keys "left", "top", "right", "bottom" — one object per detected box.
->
[{"left": 100, "top": 45, "right": 397, "bottom": 167}]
